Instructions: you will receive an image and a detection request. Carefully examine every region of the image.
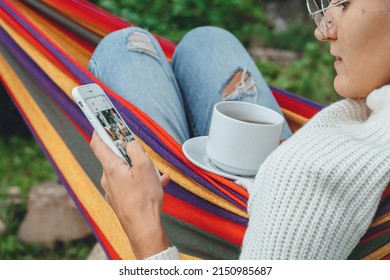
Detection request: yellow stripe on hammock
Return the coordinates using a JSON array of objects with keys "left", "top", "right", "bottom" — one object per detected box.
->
[
  {"left": 370, "top": 212, "right": 390, "bottom": 228},
  {"left": 282, "top": 108, "right": 309, "bottom": 133}
]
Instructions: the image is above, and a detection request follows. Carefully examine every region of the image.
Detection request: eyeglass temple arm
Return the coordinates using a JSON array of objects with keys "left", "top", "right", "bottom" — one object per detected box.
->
[{"left": 308, "top": 0, "right": 348, "bottom": 16}]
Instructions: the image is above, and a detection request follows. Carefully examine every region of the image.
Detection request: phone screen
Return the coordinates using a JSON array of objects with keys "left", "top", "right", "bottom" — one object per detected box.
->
[{"left": 85, "top": 94, "right": 135, "bottom": 166}]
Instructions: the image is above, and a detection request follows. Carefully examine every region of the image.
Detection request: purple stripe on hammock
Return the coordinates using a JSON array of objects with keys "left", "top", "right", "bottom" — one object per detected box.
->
[
  {"left": 0, "top": 27, "right": 247, "bottom": 223},
  {"left": 2, "top": 3, "right": 248, "bottom": 210},
  {"left": 364, "top": 220, "right": 390, "bottom": 237},
  {"left": 269, "top": 85, "right": 324, "bottom": 110},
  {"left": 375, "top": 196, "right": 390, "bottom": 218}
]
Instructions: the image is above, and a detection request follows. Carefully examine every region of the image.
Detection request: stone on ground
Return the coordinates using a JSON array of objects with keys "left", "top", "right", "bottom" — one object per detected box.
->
[{"left": 17, "top": 181, "right": 92, "bottom": 247}]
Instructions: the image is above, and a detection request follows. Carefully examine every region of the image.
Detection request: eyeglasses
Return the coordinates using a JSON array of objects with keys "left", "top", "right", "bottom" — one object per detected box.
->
[{"left": 306, "top": 0, "right": 349, "bottom": 37}]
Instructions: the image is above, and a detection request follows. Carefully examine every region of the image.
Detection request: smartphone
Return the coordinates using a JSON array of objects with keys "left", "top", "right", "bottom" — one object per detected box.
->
[{"left": 72, "top": 83, "right": 135, "bottom": 166}]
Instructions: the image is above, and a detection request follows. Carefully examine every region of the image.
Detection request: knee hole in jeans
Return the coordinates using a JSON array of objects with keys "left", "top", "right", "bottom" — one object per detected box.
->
[
  {"left": 127, "top": 31, "right": 159, "bottom": 58},
  {"left": 220, "top": 68, "right": 258, "bottom": 100}
]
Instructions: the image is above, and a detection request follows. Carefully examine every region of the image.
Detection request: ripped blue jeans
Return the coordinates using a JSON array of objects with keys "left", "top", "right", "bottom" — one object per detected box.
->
[{"left": 88, "top": 26, "right": 292, "bottom": 144}]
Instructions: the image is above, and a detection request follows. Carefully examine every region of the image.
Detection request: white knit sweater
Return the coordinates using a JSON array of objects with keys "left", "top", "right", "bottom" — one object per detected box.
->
[{"left": 148, "top": 85, "right": 390, "bottom": 260}]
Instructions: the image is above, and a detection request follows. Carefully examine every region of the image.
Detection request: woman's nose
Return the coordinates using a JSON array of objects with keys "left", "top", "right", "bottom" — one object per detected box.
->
[
  {"left": 314, "top": 27, "right": 327, "bottom": 41},
  {"left": 315, "top": 17, "right": 337, "bottom": 41}
]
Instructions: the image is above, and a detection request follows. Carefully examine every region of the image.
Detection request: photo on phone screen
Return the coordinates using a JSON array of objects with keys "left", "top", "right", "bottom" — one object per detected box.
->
[{"left": 84, "top": 94, "right": 135, "bottom": 166}]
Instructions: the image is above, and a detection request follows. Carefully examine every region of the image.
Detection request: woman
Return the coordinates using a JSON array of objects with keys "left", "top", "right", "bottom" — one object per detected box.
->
[{"left": 88, "top": 0, "right": 390, "bottom": 259}]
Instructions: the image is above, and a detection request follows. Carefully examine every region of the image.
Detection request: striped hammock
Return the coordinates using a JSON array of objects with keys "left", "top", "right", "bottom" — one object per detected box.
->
[{"left": 1, "top": 0, "right": 389, "bottom": 260}]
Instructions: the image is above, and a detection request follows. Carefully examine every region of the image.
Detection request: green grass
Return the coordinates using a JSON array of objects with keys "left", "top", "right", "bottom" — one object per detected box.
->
[
  {"left": 0, "top": 137, "right": 95, "bottom": 260},
  {"left": 0, "top": 137, "right": 57, "bottom": 199}
]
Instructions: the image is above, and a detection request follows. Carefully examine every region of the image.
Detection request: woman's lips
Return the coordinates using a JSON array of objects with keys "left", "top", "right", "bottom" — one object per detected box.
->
[{"left": 334, "top": 56, "right": 343, "bottom": 66}]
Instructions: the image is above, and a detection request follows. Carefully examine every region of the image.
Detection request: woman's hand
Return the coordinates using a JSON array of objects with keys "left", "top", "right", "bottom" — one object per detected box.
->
[{"left": 90, "top": 131, "right": 170, "bottom": 259}]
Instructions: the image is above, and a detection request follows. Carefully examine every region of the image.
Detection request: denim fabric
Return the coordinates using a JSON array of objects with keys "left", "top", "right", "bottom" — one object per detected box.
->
[{"left": 89, "top": 26, "right": 292, "bottom": 144}]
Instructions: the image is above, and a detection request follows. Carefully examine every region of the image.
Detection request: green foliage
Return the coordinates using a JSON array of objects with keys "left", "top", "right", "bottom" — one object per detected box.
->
[
  {"left": 90, "top": 0, "right": 269, "bottom": 44},
  {"left": 0, "top": 232, "right": 96, "bottom": 260},
  {"left": 0, "top": 137, "right": 57, "bottom": 199},
  {"left": 258, "top": 20, "right": 316, "bottom": 52},
  {"left": 258, "top": 41, "right": 341, "bottom": 105}
]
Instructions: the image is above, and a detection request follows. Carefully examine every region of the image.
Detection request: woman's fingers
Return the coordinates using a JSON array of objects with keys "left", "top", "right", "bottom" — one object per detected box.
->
[
  {"left": 160, "top": 174, "right": 170, "bottom": 188},
  {"left": 90, "top": 131, "right": 122, "bottom": 169},
  {"left": 125, "top": 140, "right": 146, "bottom": 164},
  {"left": 125, "top": 141, "right": 170, "bottom": 188},
  {"left": 125, "top": 140, "right": 156, "bottom": 174}
]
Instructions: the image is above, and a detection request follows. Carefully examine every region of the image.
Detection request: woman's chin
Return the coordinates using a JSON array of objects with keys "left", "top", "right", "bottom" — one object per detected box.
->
[
  {"left": 334, "top": 77, "right": 358, "bottom": 99},
  {"left": 333, "top": 77, "right": 347, "bottom": 98}
]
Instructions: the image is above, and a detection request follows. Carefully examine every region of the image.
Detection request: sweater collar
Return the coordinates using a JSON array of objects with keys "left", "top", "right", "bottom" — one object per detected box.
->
[{"left": 366, "top": 84, "right": 390, "bottom": 113}]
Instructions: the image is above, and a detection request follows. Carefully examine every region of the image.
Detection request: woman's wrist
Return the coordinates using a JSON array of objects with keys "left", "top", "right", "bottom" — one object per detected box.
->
[{"left": 127, "top": 222, "right": 170, "bottom": 259}]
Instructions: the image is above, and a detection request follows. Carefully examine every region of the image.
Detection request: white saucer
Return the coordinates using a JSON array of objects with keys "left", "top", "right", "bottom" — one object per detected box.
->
[{"left": 182, "top": 136, "right": 255, "bottom": 182}]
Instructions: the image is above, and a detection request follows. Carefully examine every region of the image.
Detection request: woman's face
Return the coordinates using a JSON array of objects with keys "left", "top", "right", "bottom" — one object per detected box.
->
[{"left": 315, "top": 0, "right": 390, "bottom": 98}]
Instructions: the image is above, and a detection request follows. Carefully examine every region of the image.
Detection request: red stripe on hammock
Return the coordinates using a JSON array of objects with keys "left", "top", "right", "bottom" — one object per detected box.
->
[
  {"left": 272, "top": 90, "right": 319, "bottom": 119},
  {"left": 163, "top": 193, "right": 246, "bottom": 246},
  {"left": 358, "top": 227, "right": 390, "bottom": 245}
]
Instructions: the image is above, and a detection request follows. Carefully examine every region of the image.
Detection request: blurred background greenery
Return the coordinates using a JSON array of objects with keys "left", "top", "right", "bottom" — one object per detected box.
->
[{"left": 1, "top": 0, "right": 340, "bottom": 259}]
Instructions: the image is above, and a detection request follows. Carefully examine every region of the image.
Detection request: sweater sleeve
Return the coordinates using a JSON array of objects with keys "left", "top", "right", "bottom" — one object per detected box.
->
[{"left": 145, "top": 246, "right": 180, "bottom": 260}]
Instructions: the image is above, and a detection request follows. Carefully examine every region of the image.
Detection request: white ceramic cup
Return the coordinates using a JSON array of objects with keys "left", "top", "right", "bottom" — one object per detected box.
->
[{"left": 206, "top": 101, "right": 284, "bottom": 176}]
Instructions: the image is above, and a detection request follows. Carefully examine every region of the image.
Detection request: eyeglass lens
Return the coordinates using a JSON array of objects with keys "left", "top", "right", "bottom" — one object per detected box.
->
[
  {"left": 321, "top": 0, "right": 330, "bottom": 10},
  {"left": 307, "top": 0, "right": 329, "bottom": 37}
]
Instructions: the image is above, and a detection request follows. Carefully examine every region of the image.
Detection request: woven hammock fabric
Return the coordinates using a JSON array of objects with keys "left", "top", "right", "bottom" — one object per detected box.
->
[{"left": 0, "top": 0, "right": 389, "bottom": 260}]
